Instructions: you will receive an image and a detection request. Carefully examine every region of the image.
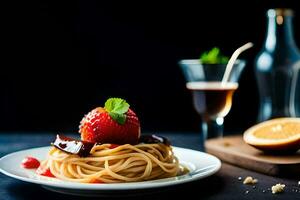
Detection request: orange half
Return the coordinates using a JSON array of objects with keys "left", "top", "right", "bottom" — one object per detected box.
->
[{"left": 243, "top": 118, "right": 300, "bottom": 153}]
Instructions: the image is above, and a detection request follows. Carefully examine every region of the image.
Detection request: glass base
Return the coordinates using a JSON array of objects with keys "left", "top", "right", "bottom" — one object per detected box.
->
[{"left": 202, "top": 117, "right": 224, "bottom": 141}]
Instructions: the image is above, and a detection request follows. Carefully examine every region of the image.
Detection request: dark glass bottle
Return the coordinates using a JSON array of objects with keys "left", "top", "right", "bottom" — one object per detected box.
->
[{"left": 254, "top": 8, "right": 300, "bottom": 122}]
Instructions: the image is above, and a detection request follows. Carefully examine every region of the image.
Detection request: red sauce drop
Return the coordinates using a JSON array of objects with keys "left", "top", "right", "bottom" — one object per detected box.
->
[
  {"left": 36, "top": 165, "right": 55, "bottom": 177},
  {"left": 109, "top": 144, "right": 120, "bottom": 149},
  {"left": 90, "top": 179, "right": 104, "bottom": 183},
  {"left": 21, "top": 157, "right": 40, "bottom": 169}
]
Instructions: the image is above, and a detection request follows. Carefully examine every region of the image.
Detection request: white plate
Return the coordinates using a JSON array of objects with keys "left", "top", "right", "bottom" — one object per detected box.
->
[{"left": 0, "top": 146, "right": 221, "bottom": 196}]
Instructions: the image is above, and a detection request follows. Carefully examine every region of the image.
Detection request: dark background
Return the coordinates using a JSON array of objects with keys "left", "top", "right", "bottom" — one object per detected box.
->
[{"left": 1, "top": 1, "right": 299, "bottom": 134}]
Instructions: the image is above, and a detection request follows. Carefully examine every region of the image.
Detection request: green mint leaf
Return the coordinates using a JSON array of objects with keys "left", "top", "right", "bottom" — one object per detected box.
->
[
  {"left": 220, "top": 56, "right": 229, "bottom": 64},
  {"left": 104, "top": 98, "right": 130, "bottom": 113},
  {"left": 109, "top": 112, "right": 127, "bottom": 125},
  {"left": 104, "top": 98, "right": 130, "bottom": 125},
  {"left": 206, "top": 47, "right": 219, "bottom": 62},
  {"left": 200, "top": 47, "right": 229, "bottom": 64}
]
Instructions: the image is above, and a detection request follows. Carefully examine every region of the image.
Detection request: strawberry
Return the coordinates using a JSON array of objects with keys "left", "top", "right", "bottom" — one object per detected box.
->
[
  {"left": 36, "top": 165, "right": 55, "bottom": 177},
  {"left": 21, "top": 156, "right": 40, "bottom": 169},
  {"left": 79, "top": 98, "right": 140, "bottom": 144}
]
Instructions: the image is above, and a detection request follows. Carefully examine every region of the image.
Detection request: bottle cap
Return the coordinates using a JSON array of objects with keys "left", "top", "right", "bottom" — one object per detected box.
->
[{"left": 267, "top": 8, "right": 294, "bottom": 17}]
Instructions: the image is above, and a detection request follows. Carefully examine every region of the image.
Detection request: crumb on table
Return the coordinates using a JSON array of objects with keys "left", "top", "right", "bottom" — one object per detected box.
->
[
  {"left": 223, "top": 142, "right": 231, "bottom": 147},
  {"left": 243, "top": 176, "right": 258, "bottom": 185},
  {"left": 271, "top": 183, "right": 285, "bottom": 194}
]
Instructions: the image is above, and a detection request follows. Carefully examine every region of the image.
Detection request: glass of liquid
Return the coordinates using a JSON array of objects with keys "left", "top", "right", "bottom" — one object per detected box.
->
[{"left": 179, "top": 59, "right": 246, "bottom": 140}]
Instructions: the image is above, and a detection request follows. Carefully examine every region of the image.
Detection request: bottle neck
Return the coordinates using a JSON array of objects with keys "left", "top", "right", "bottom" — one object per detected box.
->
[{"left": 265, "top": 10, "right": 296, "bottom": 51}]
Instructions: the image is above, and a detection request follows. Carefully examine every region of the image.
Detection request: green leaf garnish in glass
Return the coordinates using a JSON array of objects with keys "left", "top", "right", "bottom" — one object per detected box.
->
[{"left": 200, "top": 47, "right": 229, "bottom": 64}]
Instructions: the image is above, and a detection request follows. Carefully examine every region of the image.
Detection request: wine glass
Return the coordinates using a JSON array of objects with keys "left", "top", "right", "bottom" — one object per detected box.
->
[{"left": 179, "top": 59, "right": 246, "bottom": 140}]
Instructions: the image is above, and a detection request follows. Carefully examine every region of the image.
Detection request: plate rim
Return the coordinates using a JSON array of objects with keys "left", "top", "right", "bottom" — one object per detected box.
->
[{"left": 0, "top": 146, "right": 221, "bottom": 190}]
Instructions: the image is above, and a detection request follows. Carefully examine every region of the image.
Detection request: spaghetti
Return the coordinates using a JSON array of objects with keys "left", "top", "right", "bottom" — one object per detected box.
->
[{"left": 41, "top": 142, "right": 180, "bottom": 183}]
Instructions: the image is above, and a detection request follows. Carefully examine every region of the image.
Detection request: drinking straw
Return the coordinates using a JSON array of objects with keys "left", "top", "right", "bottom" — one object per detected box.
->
[{"left": 221, "top": 42, "right": 254, "bottom": 84}]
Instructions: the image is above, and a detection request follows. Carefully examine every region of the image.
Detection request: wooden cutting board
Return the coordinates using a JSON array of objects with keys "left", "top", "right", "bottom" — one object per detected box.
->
[{"left": 205, "top": 135, "right": 300, "bottom": 176}]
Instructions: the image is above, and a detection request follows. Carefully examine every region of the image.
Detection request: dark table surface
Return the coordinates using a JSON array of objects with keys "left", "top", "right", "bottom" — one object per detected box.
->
[{"left": 0, "top": 132, "right": 299, "bottom": 200}]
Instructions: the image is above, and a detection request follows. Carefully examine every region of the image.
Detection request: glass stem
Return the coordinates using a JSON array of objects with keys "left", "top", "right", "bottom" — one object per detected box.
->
[{"left": 201, "top": 117, "right": 224, "bottom": 141}]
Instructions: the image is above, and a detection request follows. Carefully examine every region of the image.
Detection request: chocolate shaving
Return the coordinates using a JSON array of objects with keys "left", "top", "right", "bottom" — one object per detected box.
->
[
  {"left": 52, "top": 135, "right": 95, "bottom": 157},
  {"left": 138, "top": 134, "right": 171, "bottom": 146}
]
